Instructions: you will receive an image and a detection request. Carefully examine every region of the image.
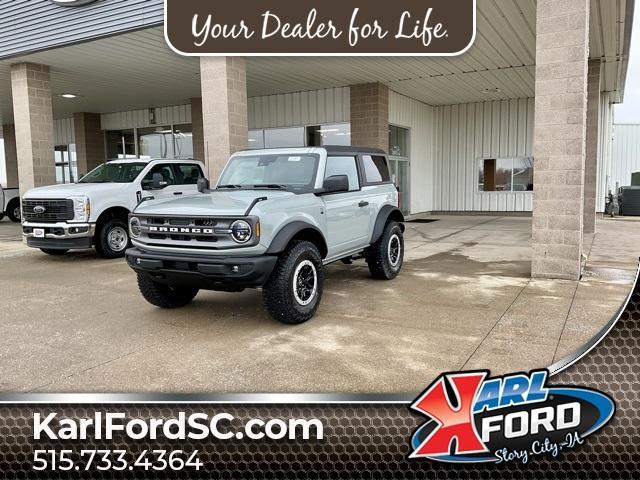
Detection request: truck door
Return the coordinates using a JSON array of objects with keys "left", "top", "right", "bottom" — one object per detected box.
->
[
  {"left": 321, "top": 155, "right": 370, "bottom": 258},
  {"left": 140, "top": 163, "right": 202, "bottom": 201}
]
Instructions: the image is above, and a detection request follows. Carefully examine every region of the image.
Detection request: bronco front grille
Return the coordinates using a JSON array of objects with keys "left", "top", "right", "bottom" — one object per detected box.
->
[
  {"left": 135, "top": 215, "right": 256, "bottom": 250},
  {"left": 22, "top": 199, "right": 74, "bottom": 222}
]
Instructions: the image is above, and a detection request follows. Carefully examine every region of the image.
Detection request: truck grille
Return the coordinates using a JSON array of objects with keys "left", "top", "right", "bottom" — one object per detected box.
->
[
  {"left": 22, "top": 199, "right": 74, "bottom": 222},
  {"left": 135, "top": 215, "right": 254, "bottom": 250}
]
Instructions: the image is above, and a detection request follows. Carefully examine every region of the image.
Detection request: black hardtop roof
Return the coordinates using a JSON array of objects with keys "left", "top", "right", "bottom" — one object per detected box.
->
[{"left": 323, "top": 145, "right": 386, "bottom": 155}]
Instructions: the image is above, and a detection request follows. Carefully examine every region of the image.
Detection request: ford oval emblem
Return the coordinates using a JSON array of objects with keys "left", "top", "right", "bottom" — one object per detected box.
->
[
  {"left": 33, "top": 206, "right": 46, "bottom": 214},
  {"left": 50, "top": 0, "right": 98, "bottom": 7}
]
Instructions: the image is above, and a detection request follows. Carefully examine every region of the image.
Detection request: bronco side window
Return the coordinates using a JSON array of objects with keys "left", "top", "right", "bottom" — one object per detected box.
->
[{"left": 324, "top": 156, "right": 360, "bottom": 192}]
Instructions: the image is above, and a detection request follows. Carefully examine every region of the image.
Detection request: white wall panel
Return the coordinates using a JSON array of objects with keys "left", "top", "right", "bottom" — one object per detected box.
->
[
  {"left": 597, "top": 92, "right": 615, "bottom": 211},
  {"left": 53, "top": 118, "right": 74, "bottom": 146},
  {"left": 610, "top": 123, "right": 640, "bottom": 190},
  {"left": 433, "top": 98, "right": 535, "bottom": 212},
  {"left": 100, "top": 104, "right": 192, "bottom": 130},
  {"left": 248, "top": 87, "right": 350, "bottom": 129},
  {"left": 389, "top": 91, "right": 435, "bottom": 214}
]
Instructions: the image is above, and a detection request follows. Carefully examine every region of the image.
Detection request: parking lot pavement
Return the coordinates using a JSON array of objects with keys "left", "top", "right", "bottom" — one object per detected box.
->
[{"left": 0, "top": 215, "right": 637, "bottom": 393}]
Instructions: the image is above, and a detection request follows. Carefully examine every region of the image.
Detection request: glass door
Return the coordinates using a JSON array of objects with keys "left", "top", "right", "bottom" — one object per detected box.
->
[
  {"left": 388, "top": 125, "right": 411, "bottom": 216},
  {"left": 54, "top": 145, "right": 78, "bottom": 184}
]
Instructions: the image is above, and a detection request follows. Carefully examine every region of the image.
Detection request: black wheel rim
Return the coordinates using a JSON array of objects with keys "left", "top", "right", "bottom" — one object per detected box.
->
[
  {"left": 388, "top": 234, "right": 401, "bottom": 267},
  {"left": 293, "top": 260, "right": 317, "bottom": 306}
]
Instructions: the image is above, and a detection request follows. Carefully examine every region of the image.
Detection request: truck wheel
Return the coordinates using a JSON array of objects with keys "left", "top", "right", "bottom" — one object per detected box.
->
[
  {"left": 40, "top": 248, "right": 69, "bottom": 256},
  {"left": 7, "top": 199, "right": 20, "bottom": 222},
  {"left": 263, "top": 240, "right": 324, "bottom": 324},
  {"left": 137, "top": 273, "right": 199, "bottom": 309},
  {"left": 366, "top": 221, "right": 404, "bottom": 280},
  {"left": 95, "top": 218, "right": 130, "bottom": 259}
]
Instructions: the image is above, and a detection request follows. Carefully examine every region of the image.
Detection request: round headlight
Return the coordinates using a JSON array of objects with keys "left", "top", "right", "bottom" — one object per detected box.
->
[
  {"left": 230, "top": 220, "right": 252, "bottom": 243},
  {"left": 129, "top": 217, "right": 141, "bottom": 238}
]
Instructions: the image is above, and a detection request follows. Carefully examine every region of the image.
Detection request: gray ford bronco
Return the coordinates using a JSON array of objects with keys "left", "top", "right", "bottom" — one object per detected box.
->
[{"left": 126, "top": 146, "right": 405, "bottom": 324}]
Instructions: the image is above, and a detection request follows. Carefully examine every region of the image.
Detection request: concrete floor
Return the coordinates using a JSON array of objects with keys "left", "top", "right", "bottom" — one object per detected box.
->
[{"left": 0, "top": 214, "right": 637, "bottom": 393}]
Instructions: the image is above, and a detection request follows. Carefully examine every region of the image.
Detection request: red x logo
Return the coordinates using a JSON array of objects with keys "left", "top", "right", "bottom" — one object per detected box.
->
[{"left": 410, "top": 372, "right": 488, "bottom": 458}]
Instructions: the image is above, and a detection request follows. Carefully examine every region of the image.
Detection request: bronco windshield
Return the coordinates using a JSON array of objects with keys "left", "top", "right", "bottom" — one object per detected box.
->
[
  {"left": 217, "top": 154, "right": 319, "bottom": 193},
  {"left": 79, "top": 162, "right": 147, "bottom": 183}
]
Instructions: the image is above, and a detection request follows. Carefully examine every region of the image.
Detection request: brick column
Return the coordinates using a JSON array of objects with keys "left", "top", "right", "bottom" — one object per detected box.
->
[
  {"left": 531, "top": 0, "right": 590, "bottom": 281},
  {"left": 10, "top": 63, "right": 55, "bottom": 192},
  {"left": 199, "top": 57, "right": 248, "bottom": 182},
  {"left": 2, "top": 124, "right": 19, "bottom": 188},
  {"left": 73, "top": 112, "right": 105, "bottom": 176},
  {"left": 583, "top": 60, "right": 601, "bottom": 234},
  {"left": 350, "top": 83, "right": 389, "bottom": 152},
  {"left": 190, "top": 97, "right": 205, "bottom": 162}
]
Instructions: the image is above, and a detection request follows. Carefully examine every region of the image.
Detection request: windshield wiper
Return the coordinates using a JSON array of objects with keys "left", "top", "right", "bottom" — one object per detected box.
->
[
  {"left": 252, "top": 184, "right": 288, "bottom": 190},
  {"left": 217, "top": 184, "right": 243, "bottom": 189}
]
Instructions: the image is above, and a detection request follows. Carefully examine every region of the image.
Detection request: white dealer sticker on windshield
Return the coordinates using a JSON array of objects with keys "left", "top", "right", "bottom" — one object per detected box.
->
[{"left": 288, "top": 156, "right": 302, "bottom": 162}]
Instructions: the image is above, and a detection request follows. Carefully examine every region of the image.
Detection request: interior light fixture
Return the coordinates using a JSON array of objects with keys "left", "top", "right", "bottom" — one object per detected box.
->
[
  {"left": 481, "top": 87, "right": 501, "bottom": 94},
  {"left": 60, "top": 93, "right": 80, "bottom": 99}
]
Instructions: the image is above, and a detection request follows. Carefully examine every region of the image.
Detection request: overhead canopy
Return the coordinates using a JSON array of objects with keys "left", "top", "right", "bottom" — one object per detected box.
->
[{"left": 0, "top": 0, "right": 633, "bottom": 121}]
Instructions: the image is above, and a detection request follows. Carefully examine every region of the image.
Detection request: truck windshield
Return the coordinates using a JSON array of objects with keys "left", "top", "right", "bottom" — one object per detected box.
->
[
  {"left": 79, "top": 162, "right": 147, "bottom": 183},
  {"left": 218, "top": 154, "right": 319, "bottom": 193}
]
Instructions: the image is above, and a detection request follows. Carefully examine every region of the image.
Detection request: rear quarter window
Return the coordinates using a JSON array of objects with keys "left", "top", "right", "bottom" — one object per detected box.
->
[{"left": 362, "top": 155, "right": 391, "bottom": 183}]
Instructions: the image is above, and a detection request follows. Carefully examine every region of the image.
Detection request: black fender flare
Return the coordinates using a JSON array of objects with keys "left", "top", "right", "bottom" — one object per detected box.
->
[
  {"left": 370, "top": 205, "right": 405, "bottom": 244},
  {"left": 265, "top": 221, "right": 328, "bottom": 258}
]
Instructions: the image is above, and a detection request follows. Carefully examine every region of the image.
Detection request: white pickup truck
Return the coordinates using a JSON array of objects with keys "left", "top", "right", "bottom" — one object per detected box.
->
[
  {"left": 21, "top": 158, "right": 205, "bottom": 258},
  {"left": 0, "top": 185, "right": 20, "bottom": 222}
]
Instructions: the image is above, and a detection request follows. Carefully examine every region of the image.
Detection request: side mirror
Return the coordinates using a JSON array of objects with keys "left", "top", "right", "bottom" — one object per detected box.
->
[
  {"left": 152, "top": 172, "right": 168, "bottom": 189},
  {"left": 197, "top": 177, "right": 210, "bottom": 194},
  {"left": 322, "top": 175, "right": 350, "bottom": 194}
]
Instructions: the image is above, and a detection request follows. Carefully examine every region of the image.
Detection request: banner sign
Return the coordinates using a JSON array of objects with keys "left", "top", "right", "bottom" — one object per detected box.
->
[{"left": 164, "top": 0, "right": 476, "bottom": 56}]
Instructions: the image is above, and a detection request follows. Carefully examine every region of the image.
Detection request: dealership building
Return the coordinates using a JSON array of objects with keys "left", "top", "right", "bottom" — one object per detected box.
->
[{"left": 0, "top": 0, "right": 635, "bottom": 281}]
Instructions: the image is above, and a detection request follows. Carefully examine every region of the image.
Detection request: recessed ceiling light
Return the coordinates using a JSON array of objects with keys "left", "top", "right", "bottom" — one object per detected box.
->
[
  {"left": 60, "top": 93, "right": 80, "bottom": 99},
  {"left": 481, "top": 87, "right": 501, "bottom": 94}
]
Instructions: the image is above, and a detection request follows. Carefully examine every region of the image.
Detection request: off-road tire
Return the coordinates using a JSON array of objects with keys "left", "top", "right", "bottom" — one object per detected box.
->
[
  {"left": 263, "top": 240, "right": 324, "bottom": 324},
  {"left": 7, "top": 199, "right": 20, "bottom": 222},
  {"left": 366, "top": 221, "right": 404, "bottom": 280},
  {"left": 137, "top": 273, "right": 199, "bottom": 309},
  {"left": 95, "top": 218, "right": 130, "bottom": 259},
  {"left": 40, "top": 248, "right": 69, "bottom": 256}
]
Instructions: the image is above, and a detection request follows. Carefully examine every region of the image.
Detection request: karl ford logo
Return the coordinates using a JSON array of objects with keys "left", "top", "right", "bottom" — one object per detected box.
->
[
  {"left": 165, "top": 0, "right": 476, "bottom": 55},
  {"left": 33, "top": 206, "right": 46, "bottom": 214},
  {"left": 409, "top": 370, "right": 615, "bottom": 464},
  {"left": 50, "top": 0, "right": 98, "bottom": 6}
]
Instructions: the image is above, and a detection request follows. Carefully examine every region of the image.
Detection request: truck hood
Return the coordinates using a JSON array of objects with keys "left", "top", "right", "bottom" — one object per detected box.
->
[
  {"left": 23, "top": 182, "right": 129, "bottom": 199},
  {"left": 134, "top": 190, "right": 294, "bottom": 217}
]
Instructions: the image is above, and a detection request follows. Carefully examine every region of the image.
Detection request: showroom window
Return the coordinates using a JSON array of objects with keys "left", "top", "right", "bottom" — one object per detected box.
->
[
  {"left": 105, "top": 129, "right": 136, "bottom": 159},
  {"left": 478, "top": 157, "right": 534, "bottom": 192},
  {"left": 248, "top": 129, "right": 265, "bottom": 149},
  {"left": 264, "top": 127, "right": 304, "bottom": 148},
  {"left": 389, "top": 125, "right": 409, "bottom": 157},
  {"left": 105, "top": 124, "right": 195, "bottom": 160},
  {"left": 138, "top": 126, "right": 174, "bottom": 159},
  {"left": 306, "top": 123, "right": 351, "bottom": 146},
  {"left": 173, "top": 124, "right": 194, "bottom": 159},
  {"left": 248, "top": 123, "right": 352, "bottom": 150},
  {"left": 54, "top": 144, "right": 78, "bottom": 184}
]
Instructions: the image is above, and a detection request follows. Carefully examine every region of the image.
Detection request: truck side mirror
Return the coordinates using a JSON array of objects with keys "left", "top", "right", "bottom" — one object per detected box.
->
[
  {"left": 152, "top": 172, "right": 168, "bottom": 189},
  {"left": 322, "top": 175, "right": 350, "bottom": 194},
  {"left": 197, "top": 177, "right": 210, "bottom": 194}
]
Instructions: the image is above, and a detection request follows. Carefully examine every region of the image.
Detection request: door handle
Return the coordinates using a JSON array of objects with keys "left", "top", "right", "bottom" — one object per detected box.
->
[
  {"left": 358, "top": 201, "right": 369, "bottom": 207},
  {"left": 173, "top": 191, "right": 183, "bottom": 196}
]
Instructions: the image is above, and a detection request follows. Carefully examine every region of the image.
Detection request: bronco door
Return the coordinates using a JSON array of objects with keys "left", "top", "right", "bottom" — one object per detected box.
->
[{"left": 321, "top": 155, "right": 370, "bottom": 258}]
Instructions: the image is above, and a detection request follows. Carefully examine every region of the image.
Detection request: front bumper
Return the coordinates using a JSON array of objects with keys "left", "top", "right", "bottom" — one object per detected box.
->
[
  {"left": 126, "top": 247, "right": 278, "bottom": 291},
  {"left": 22, "top": 222, "right": 95, "bottom": 250}
]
